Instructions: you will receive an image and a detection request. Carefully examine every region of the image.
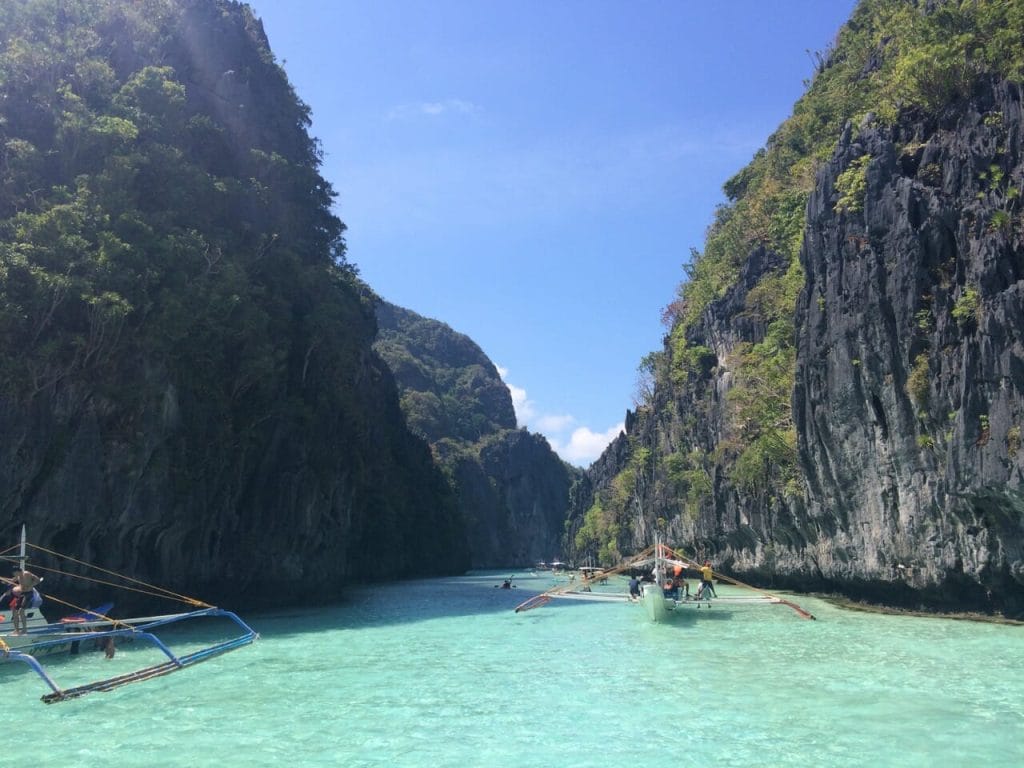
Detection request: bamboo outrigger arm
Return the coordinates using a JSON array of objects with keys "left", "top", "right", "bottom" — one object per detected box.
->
[
  {"left": 2, "top": 607, "right": 258, "bottom": 704},
  {"left": 514, "top": 546, "right": 659, "bottom": 613},
  {"left": 1, "top": 534, "right": 259, "bottom": 703}
]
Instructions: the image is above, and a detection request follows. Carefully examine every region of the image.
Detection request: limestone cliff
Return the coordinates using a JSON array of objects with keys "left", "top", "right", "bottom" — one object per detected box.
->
[
  {"left": 566, "top": 1, "right": 1024, "bottom": 618},
  {"left": 0, "top": 0, "right": 468, "bottom": 612},
  {"left": 374, "top": 300, "right": 576, "bottom": 568},
  {"left": 794, "top": 80, "right": 1024, "bottom": 614}
]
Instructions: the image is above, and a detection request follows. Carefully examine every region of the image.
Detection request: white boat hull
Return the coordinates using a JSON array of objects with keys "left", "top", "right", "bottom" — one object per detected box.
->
[
  {"left": 0, "top": 608, "right": 69, "bottom": 656},
  {"left": 641, "top": 583, "right": 672, "bottom": 622},
  {"left": 2, "top": 601, "right": 119, "bottom": 651}
]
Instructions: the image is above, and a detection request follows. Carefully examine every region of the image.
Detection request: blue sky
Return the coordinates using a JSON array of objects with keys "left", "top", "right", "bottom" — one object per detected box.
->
[{"left": 248, "top": 0, "right": 858, "bottom": 466}]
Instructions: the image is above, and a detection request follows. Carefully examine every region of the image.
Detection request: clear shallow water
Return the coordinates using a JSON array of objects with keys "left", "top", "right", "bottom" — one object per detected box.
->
[{"left": 4, "top": 571, "right": 1022, "bottom": 767}]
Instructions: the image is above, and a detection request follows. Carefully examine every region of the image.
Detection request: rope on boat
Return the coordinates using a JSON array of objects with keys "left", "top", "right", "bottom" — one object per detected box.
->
[
  {"left": 0, "top": 542, "right": 213, "bottom": 634},
  {"left": 1, "top": 562, "right": 134, "bottom": 630},
  {"left": 26, "top": 543, "right": 213, "bottom": 608},
  {"left": 25, "top": 563, "right": 208, "bottom": 610},
  {"left": 2, "top": 535, "right": 259, "bottom": 705},
  {"left": 26, "top": 591, "right": 132, "bottom": 630}
]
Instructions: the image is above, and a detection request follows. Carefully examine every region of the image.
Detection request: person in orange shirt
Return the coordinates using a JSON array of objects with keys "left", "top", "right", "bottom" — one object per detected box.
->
[{"left": 672, "top": 564, "right": 690, "bottom": 599}]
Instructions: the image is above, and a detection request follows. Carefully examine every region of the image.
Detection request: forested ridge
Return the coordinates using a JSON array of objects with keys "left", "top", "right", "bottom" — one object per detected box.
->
[
  {"left": 0, "top": 0, "right": 467, "bottom": 609},
  {"left": 374, "top": 301, "right": 518, "bottom": 447},
  {"left": 572, "top": 0, "right": 1024, "bottom": 617},
  {"left": 374, "top": 300, "right": 576, "bottom": 569}
]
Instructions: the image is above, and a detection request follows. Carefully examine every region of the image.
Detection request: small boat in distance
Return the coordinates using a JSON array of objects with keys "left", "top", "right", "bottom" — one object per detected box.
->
[
  {"left": 578, "top": 566, "right": 608, "bottom": 583},
  {"left": 1, "top": 526, "right": 258, "bottom": 704}
]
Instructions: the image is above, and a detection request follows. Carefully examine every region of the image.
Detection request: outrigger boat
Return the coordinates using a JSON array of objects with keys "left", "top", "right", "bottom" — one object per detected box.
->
[
  {"left": 514, "top": 539, "right": 815, "bottom": 622},
  {"left": 1, "top": 527, "right": 258, "bottom": 703}
]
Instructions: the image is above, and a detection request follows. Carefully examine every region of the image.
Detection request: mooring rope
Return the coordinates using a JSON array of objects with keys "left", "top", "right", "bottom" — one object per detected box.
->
[
  {"left": 27, "top": 543, "right": 212, "bottom": 608},
  {"left": 25, "top": 591, "right": 134, "bottom": 630},
  {"left": 24, "top": 562, "right": 209, "bottom": 608}
]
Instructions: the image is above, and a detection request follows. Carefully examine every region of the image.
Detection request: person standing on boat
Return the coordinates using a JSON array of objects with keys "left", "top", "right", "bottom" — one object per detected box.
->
[
  {"left": 3, "top": 579, "right": 20, "bottom": 630},
  {"left": 696, "top": 561, "right": 717, "bottom": 600},
  {"left": 672, "top": 564, "right": 690, "bottom": 599},
  {"left": 9, "top": 569, "right": 43, "bottom": 634}
]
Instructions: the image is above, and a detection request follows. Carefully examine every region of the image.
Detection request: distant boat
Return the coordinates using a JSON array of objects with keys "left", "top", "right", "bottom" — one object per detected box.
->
[
  {"left": 514, "top": 538, "right": 815, "bottom": 621},
  {"left": 1, "top": 526, "right": 258, "bottom": 704},
  {"left": 577, "top": 566, "right": 608, "bottom": 584}
]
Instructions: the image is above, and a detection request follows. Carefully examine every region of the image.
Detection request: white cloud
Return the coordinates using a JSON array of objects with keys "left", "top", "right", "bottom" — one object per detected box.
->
[
  {"left": 558, "top": 424, "right": 625, "bottom": 466},
  {"left": 386, "top": 98, "right": 481, "bottom": 121},
  {"left": 506, "top": 382, "right": 535, "bottom": 426},
  {"left": 536, "top": 413, "right": 575, "bottom": 433},
  {"left": 498, "top": 366, "right": 621, "bottom": 467}
]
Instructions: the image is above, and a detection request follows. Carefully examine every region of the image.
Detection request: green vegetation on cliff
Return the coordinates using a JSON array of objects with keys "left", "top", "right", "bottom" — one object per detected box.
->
[
  {"left": 373, "top": 300, "right": 575, "bottom": 568},
  {"left": 678, "top": 0, "right": 1024, "bottom": 337},
  {"left": 0, "top": 0, "right": 351, "bottom": 414},
  {"left": 585, "top": 0, "right": 1024, "bottom": 562},
  {"left": 0, "top": 0, "right": 467, "bottom": 595},
  {"left": 676, "top": 0, "right": 1024, "bottom": 492},
  {"left": 374, "top": 301, "right": 516, "bottom": 445}
]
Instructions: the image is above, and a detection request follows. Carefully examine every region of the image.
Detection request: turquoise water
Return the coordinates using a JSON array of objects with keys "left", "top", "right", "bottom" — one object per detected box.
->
[{"left": 4, "top": 571, "right": 1022, "bottom": 767}]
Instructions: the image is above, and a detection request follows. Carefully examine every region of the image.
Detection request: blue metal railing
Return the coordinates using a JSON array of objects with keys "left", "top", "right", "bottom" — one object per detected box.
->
[{"left": 1, "top": 607, "right": 258, "bottom": 703}]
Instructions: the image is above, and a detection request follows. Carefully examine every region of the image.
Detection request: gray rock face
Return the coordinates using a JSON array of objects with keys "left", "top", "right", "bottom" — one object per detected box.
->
[
  {"left": 0, "top": 341, "right": 465, "bottom": 613},
  {"left": 570, "top": 80, "right": 1024, "bottom": 618},
  {"left": 0, "top": 0, "right": 469, "bottom": 611},
  {"left": 455, "top": 429, "right": 574, "bottom": 569},
  {"left": 374, "top": 301, "right": 576, "bottom": 569},
  {"left": 568, "top": 246, "right": 803, "bottom": 576},
  {"left": 794, "top": 80, "right": 1024, "bottom": 615}
]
